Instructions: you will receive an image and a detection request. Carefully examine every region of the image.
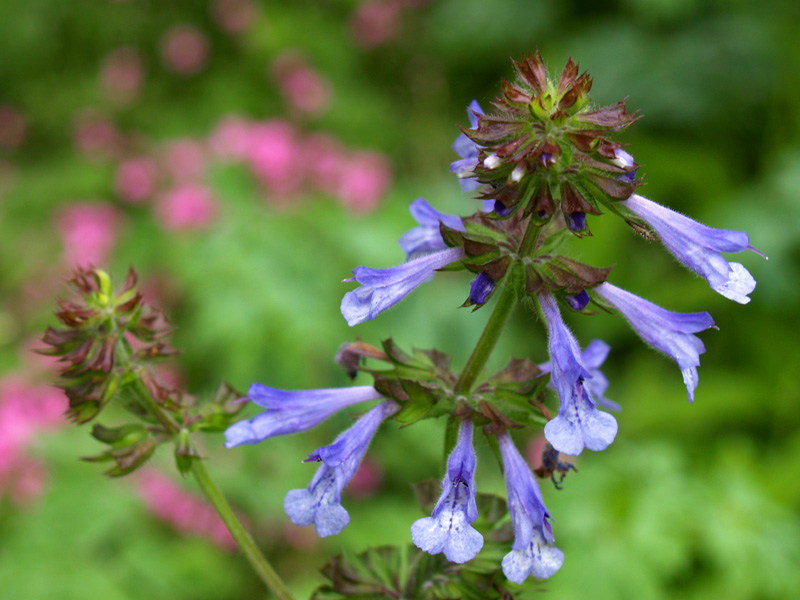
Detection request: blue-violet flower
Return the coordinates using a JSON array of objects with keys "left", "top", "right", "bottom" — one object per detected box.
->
[
  {"left": 224, "top": 384, "right": 383, "bottom": 448},
  {"left": 539, "top": 292, "right": 618, "bottom": 455},
  {"left": 398, "top": 198, "right": 465, "bottom": 258},
  {"left": 622, "top": 194, "right": 757, "bottom": 304},
  {"left": 497, "top": 432, "right": 564, "bottom": 582},
  {"left": 450, "top": 100, "right": 483, "bottom": 192},
  {"left": 284, "top": 400, "right": 398, "bottom": 537},
  {"left": 411, "top": 419, "right": 483, "bottom": 563},
  {"left": 341, "top": 246, "right": 465, "bottom": 326},
  {"left": 595, "top": 282, "right": 715, "bottom": 402},
  {"left": 539, "top": 338, "right": 621, "bottom": 413}
]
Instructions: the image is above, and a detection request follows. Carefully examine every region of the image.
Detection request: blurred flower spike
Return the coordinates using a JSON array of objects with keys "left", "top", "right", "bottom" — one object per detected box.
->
[{"left": 41, "top": 267, "right": 245, "bottom": 476}]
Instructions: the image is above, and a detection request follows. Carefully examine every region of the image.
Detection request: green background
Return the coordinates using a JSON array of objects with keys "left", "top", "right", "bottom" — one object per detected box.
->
[{"left": 1, "top": 0, "right": 799, "bottom": 598}]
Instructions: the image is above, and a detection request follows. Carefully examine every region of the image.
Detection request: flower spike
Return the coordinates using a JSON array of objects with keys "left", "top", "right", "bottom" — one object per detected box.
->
[
  {"left": 411, "top": 419, "right": 484, "bottom": 563},
  {"left": 284, "top": 400, "right": 398, "bottom": 537},
  {"left": 595, "top": 282, "right": 715, "bottom": 402},
  {"left": 341, "top": 246, "right": 465, "bottom": 326},
  {"left": 622, "top": 194, "right": 758, "bottom": 304}
]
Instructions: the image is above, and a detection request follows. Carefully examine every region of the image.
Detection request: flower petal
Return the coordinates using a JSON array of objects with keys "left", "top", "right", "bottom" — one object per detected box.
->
[{"left": 341, "top": 247, "right": 465, "bottom": 326}]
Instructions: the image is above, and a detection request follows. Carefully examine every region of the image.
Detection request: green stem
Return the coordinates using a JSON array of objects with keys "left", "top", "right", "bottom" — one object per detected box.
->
[
  {"left": 119, "top": 353, "right": 294, "bottom": 599},
  {"left": 453, "top": 221, "right": 543, "bottom": 396},
  {"left": 191, "top": 460, "right": 295, "bottom": 600}
]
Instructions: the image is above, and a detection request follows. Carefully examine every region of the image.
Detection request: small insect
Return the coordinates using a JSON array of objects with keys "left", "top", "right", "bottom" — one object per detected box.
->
[{"left": 534, "top": 442, "right": 577, "bottom": 490}]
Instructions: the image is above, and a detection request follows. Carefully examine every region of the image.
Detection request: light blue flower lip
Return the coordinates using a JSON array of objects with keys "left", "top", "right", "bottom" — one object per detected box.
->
[
  {"left": 595, "top": 281, "right": 716, "bottom": 402},
  {"left": 411, "top": 419, "right": 483, "bottom": 564}
]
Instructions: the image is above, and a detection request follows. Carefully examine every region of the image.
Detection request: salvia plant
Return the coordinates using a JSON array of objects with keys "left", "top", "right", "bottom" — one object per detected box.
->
[{"left": 42, "top": 52, "right": 760, "bottom": 599}]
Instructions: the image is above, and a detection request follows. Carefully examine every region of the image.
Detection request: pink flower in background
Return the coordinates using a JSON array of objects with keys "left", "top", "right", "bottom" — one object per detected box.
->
[
  {"left": 161, "top": 25, "right": 210, "bottom": 76},
  {"left": 73, "top": 113, "right": 121, "bottom": 160},
  {"left": 336, "top": 151, "right": 392, "bottom": 212},
  {"left": 351, "top": 0, "right": 402, "bottom": 48},
  {"left": 0, "top": 105, "right": 27, "bottom": 150},
  {"left": 164, "top": 139, "right": 207, "bottom": 182},
  {"left": 0, "top": 377, "right": 66, "bottom": 505},
  {"left": 136, "top": 468, "right": 237, "bottom": 550},
  {"left": 155, "top": 183, "right": 218, "bottom": 231},
  {"left": 525, "top": 435, "right": 548, "bottom": 471},
  {"left": 345, "top": 456, "right": 384, "bottom": 498},
  {"left": 247, "top": 120, "right": 304, "bottom": 198},
  {"left": 271, "top": 52, "right": 331, "bottom": 118},
  {"left": 116, "top": 156, "right": 159, "bottom": 203},
  {"left": 56, "top": 202, "right": 122, "bottom": 268},
  {"left": 100, "top": 47, "right": 145, "bottom": 106},
  {"left": 211, "top": 0, "right": 257, "bottom": 34},
  {"left": 208, "top": 116, "right": 254, "bottom": 160},
  {"left": 304, "top": 134, "right": 346, "bottom": 195}
]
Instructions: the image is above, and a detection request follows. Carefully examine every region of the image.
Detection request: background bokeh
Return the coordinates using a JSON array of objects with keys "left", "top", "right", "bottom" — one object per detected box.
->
[{"left": 2, "top": 1, "right": 799, "bottom": 598}]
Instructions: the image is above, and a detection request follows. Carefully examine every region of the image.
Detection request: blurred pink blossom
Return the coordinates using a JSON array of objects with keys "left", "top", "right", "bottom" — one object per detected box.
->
[
  {"left": 0, "top": 105, "right": 26, "bottom": 149},
  {"left": 100, "top": 47, "right": 145, "bottom": 106},
  {"left": 351, "top": 0, "right": 402, "bottom": 47},
  {"left": 0, "top": 377, "right": 66, "bottom": 504},
  {"left": 116, "top": 156, "right": 159, "bottom": 203},
  {"left": 271, "top": 52, "right": 331, "bottom": 117},
  {"left": 56, "top": 202, "right": 122, "bottom": 268},
  {"left": 160, "top": 25, "right": 210, "bottom": 76},
  {"left": 345, "top": 456, "right": 383, "bottom": 498},
  {"left": 155, "top": 183, "right": 218, "bottom": 231},
  {"left": 525, "top": 435, "right": 548, "bottom": 471},
  {"left": 303, "top": 134, "right": 346, "bottom": 195},
  {"left": 164, "top": 139, "right": 207, "bottom": 182},
  {"left": 136, "top": 468, "right": 237, "bottom": 550},
  {"left": 211, "top": 0, "right": 257, "bottom": 34},
  {"left": 73, "top": 113, "right": 121, "bottom": 160},
  {"left": 247, "top": 120, "right": 304, "bottom": 198},
  {"left": 208, "top": 116, "right": 254, "bottom": 160},
  {"left": 336, "top": 151, "right": 392, "bottom": 212}
]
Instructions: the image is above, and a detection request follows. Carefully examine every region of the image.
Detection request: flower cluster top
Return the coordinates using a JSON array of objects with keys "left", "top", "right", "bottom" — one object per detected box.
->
[{"left": 225, "top": 51, "right": 759, "bottom": 586}]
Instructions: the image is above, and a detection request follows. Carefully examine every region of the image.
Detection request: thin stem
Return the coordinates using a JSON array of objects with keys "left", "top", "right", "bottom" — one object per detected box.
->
[
  {"left": 453, "top": 221, "right": 544, "bottom": 396},
  {"left": 118, "top": 349, "right": 294, "bottom": 599},
  {"left": 191, "top": 460, "right": 295, "bottom": 600},
  {"left": 453, "top": 277, "right": 518, "bottom": 395}
]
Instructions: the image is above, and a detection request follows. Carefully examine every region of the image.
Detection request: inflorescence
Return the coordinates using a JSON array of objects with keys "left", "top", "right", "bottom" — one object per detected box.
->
[{"left": 225, "top": 51, "right": 760, "bottom": 584}]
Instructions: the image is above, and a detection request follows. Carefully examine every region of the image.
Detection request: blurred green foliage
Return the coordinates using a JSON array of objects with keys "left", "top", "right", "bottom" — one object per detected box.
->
[{"left": 2, "top": 0, "right": 800, "bottom": 598}]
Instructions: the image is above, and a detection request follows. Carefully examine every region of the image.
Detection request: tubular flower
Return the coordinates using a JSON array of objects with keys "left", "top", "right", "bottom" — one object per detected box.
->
[
  {"left": 341, "top": 246, "right": 465, "bottom": 326},
  {"left": 411, "top": 419, "right": 483, "bottom": 564},
  {"left": 398, "top": 197, "right": 465, "bottom": 258},
  {"left": 284, "top": 400, "right": 398, "bottom": 537},
  {"left": 539, "top": 338, "right": 620, "bottom": 412},
  {"left": 224, "top": 384, "right": 383, "bottom": 447},
  {"left": 539, "top": 292, "right": 618, "bottom": 455},
  {"left": 450, "top": 100, "right": 484, "bottom": 192},
  {"left": 595, "top": 282, "right": 715, "bottom": 402},
  {"left": 622, "top": 194, "right": 757, "bottom": 304},
  {"left": 497, "top": 432, "right": 564, "bottom": 582}
]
